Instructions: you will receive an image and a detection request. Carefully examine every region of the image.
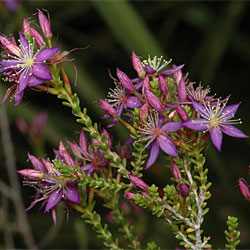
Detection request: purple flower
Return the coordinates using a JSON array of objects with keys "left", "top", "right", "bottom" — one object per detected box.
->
[
  {"left": 138, "top": 112, "right": 182, "bottom": 169},
  {"left": 0, "top": 32, "right": 60, "bottom": 105},
  {"left": 18, "top": 154, "right": 80, "bottom": 217},
  {"left": 183, "top": 99, "right": 248, "bottom": 151},
  {"left": 238, "top": 178, "right": 250, "bottom": 201}
]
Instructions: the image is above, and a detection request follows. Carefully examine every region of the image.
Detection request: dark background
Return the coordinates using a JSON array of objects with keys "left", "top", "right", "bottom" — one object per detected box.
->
[{"left": 0, "top": 1, "right": 250, "bottom": 249}]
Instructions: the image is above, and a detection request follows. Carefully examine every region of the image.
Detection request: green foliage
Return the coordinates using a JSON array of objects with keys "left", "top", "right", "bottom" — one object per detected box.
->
[{"left": 224, "top": 216, "right": 241, "bottom": 250}]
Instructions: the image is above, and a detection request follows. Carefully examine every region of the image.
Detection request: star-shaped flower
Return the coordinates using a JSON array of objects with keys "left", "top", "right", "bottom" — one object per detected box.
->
[
  {"left": 183, "top": 99, "right": 248, "bottom": 151},
  {"left": 0, "top": 32, "right": 60, "bottom": 105},
  {"left": 138, "top": 112, "right": 182, "bottom": 169}
]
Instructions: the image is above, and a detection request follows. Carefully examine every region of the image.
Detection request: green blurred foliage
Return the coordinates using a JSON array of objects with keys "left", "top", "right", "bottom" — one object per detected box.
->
[{"left": 0, "top": 0, "right": 250, "bottom": 249}]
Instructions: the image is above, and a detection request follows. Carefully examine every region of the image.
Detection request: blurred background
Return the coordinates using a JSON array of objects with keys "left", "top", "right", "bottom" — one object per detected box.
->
[{"left": 0, "top": 0, "right": 250, "bottom": 249}]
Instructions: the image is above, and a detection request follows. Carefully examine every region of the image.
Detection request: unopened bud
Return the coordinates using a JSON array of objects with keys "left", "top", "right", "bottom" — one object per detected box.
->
[
  {"left": 144, "top": 89, "right": 163, "bottom": 113},
  {"left": 177, "top": 77, "right": 187, "bottom": 102},
  {"left": 171, "top": 161, "right": 182, "bottom": 180},
  {"left": 42, "top": 158, "right": 55, "bottom": 173},
  {"left": 16, "top": 118, "right": 28, "bottom": 134},
  {"left": 173, "top": 65, "right": 183, "bottom": 86},
  {"left": 158, "top": 75, "right": 168, "bottom": 94},
  {"left": 176, "top": 105, "right": 189, "bottom": 122},
  {"left": 22, "top": 19, "right": 31, "bottom": 36},
  {"left": 132, "top": 51, "right": 145, "bottom": 78},
  {"left": 142, "top": 75, "right": 150, "bottom": 97},
  {"left": 59, "top": 141, "right": 74, "bottom": 168},
  {"left": 116, "top": 68, "right": 135, "bottom": 92},
  {"left": 125, "top": 192, "right": 136, "bottom": 200},
  {"left": 179, "top": 182, "right": 189, "bottom": 198},
  {"left": 38, "top": 9, "right": 52, "bottom": 39},
  {"left": 99, "top": 99, "right": 117, "bottom": 118},
  {"left": 140, "top": 103, "right": 149, "bottom": 121},
  {"left": 30, "top": 27, "right": 45, "bottom": 48},
  {"left": 17, "top": 169, "right": 43, "bottom": 180},
  {"left": 128, "top": 174, "right": 148, "bottom": 191},
  {"left": 238, "top": 178, "right": 250, "bottom": 201},
  {"left": 28, "top": 153, "right": 46, "bottom": 172},
  {"left": 0, "top": 35, "right": 21, "bottom": 57}
]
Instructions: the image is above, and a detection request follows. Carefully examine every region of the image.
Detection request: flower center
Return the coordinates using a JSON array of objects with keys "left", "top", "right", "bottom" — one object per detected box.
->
[
  {"left": 210, "top": 117, "right": 219, "bottom": 127},
  {"left": 25, "top": 58, "right": 34, "bottom": 67},
  {"left": 153, "top": 127, "right": 162, "bottom": 137}
]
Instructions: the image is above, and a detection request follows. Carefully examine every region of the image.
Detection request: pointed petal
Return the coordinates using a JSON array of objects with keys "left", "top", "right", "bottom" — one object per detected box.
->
[
  {"left": 220, "top": 124, "right": 248, "bottom": 138},
  {"left": 18, "top": 69, "right": 30, "bottom": 93},
  {"left": 14, "top": 91, "right": 24, "bottom": 106},
  {"left": 145, "top": 140, "right": 159, "bottom": 169},
  {"left": 210, "top": 127, "right": 223, "bottom": 151},
  {"left": 51, "top": 208, "right": 57, "bottom": 227},
  {"left": 183, "top": 119, "right": 209, "bottom": 130},
  {"left": 19, "top": 32, "right": 29, "bottom": 54},
  {"left": 28, "top": 152, "right": 46, "bottom": 172},
  {"left": 160, "top": 64, "right": 184, "bottom": 76},
  {"left": 125, "top": 96, "right": 142, "bottom": 108},
  {"left": 220, "top": 103, "right": 240, "bottom": 120},
  {"left": 80, "top": 129, "right": 88, "bottom": 153},
  {"left": 45, "top": 189, "right": 63, "bottom": 212},
  {"left": 162, "top": 122, "right": 182, "bottom": 132},
  {"left": 35, "top": 46, "right": 61, "bottom": 62},
  {"left": 32, "top": 63, "right": 52, "bottom": 80},
  {"left": 158, "top": 134, "right": 178, "bottom": 157},
  {"left": 64, "top": 185, "right": 80, "bottom": 204},
  {"left": 192, "top": 100, "right": 210, "bottom": 118}
]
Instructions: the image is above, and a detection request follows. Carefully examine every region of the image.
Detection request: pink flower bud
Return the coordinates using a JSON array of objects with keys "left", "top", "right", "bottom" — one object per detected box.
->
[
  {"left": 0, "top": 35, "right": 21, "bottom": 57},
  {"left": 132, "top": 51, "right": 145, "bottom": 78},
  {"left": 38, "top": 9, "right": 52, "bottom": 39},
  {"left": 59, "top": 141, "right": 74, "bottom": 168},
  {"left": 28, "top": 153, "right": 46, "bottom": 172},
  {"left": 144, "top": 89, "right": 163, "bottom": 113},
  {"left": 128, "top": 174, "right": 148, "bottom": 191},
  {"left": 30, "top": 27, "right": 45, "bottom": 48},
  {"left": 17, "top": 169, "right": 43, "bottom": 180},
  {"left": 42, "top": 158, "right": 55, "bottom": 173},
  {"left": 125, "top": 192, "right": 136, "bottom": 200},
  {"left": 179, "top": 182, "right": 189, "bottom": 198},
  {"left": 177, "top": 77, "right": 187, "bottom": 102},
  {"left": 142, "top": 75, "right": 150, "bottom": 96},
  {"left": 158, "top": 75, "right": 168, "bottom": 94},
  {"left": 141, "top": 192, "right": 149, "bottom": 198},
  {"left": 68, "top": 142, "right": 82, "bottom": 158},
  {"left": 103, "top": 128, "right": 112, "bottom": 148},
  {"left": 79, "top": 129, "right": 88, "bottom": 153},
  {"left": 171, "top": 161, "right": 182, "bottom": 180},
  {"left": 99, "top": 99, "right": 117, "bottom": 118},
  {"left": 238, "top": 178, "right": 250, "bottom": 201},
  {"left": 22, "top": 19, "right": 31, "bottom": 36},
  {"left": 173, "top": 65, "right": 183, "bottom": 86},
  {"left": 140, "top": 103, "right": 149, "bottom": 121},
  {"left": 176, "top": 105, "right": 189, "bottom": 122},
  {"left": 116, "top": 68, "right": 135, "bottom": 92}
]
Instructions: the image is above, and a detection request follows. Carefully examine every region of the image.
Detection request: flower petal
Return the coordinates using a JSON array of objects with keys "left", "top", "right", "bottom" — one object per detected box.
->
[
  {"left": 192, "top": 100, "right": 210, "bottom": 119},
  {"left": 45, "top": 189, "right": 63, "bottom": 212},
  {"left": 220, "top": 124, "right": 248, "bottom": 138},
  {"left": 219, "top": 103, "right": 240, "bottom": 120},
  {"left": 18, "top": 69, "right": 30, "bottom": 93},
  {"left": 210, "top": 127, "right": 223, "bottom": 151},
  {"left": 162, "top": 122, "right": 182, "bottom": 132},
  {"left": 183, "top": 119, "right": 209, "bottom": 130},
  {"left": 125, "top": 96, "right": 142, "bottom": 108},
  {"left": 145, "top": 140, "right": 159, "bottom": 169},
  {"left": 64, "top": 185, "right": 80, "bottom": 204},
  {"left": 160, "top": 64, "right": 184, "bottom": 76},
  {"left": 35, "top": 46, "right": 61, "bottom": 62},
  {"left": 19, "top": 32, "right": 30, "bottom": 55},
  {"left": 32, "top": 63, "right": 52, "bottom": 80},
  {"left": 158, "top": 134, "right": 178, "bottom": 157},
  {"left": 28, "top": 76, "right": 45, "bottom": 86},
  {"left": 14, "top": 90, "right": 24, "bottom": 106}
]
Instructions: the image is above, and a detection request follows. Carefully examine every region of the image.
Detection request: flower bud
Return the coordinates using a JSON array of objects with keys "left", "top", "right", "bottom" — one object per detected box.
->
[
  {"left": 22, "top": 19, "right": 31, "bottom": 36},
  {"left": 99, "top": 99, "right": 117, "bottom": 118},
  {"left": 116, "top": 68, "right": 135, "bottom": 92},
  {"left": 158, "top": 75, "right": 168, "bottom": 94},
  {"left": 132, "top": 51, "right": 145, "bottom": 78},
  {"left": 179, "top": 182, "right": 189, "bottom": 198},
  {"left": 140, "top": 103, "right": 149, "bottom": 122},
  {"left": 38, "top": 9, "right": 52, "bottom": 39},
  {"left": 176, "top": 105, "right": 189, "bottom": 122},
  {"left": 103, "top": 128, "right": 112, "bottom": 148},
  {"left": 59, "top": 141, "right": 74, "bottom": 168},
  {"left": 128, "top": 174, "right": 148, "bottom": 191},
  {"left": 238, "top": 178, "right": 250, "bottom": 201},
  {"left": 144, "top": 89, "right": 163, "bottom": 113},
  {"left": 42, "top": 158, "right": 55, "bottom": 173},
  {"left": 0, "top": 35, "right": 21, "bottom": 57},
  {"left": 17, "top": 169, "right": 43, "bottom": 180},
  {"left": 125, "top": 192, "right": 136, "bottom": 200},
  {"left": 173, "top": 65, "right": 183, "bottom": 86},
  {"left": 142, "top": 75, "right": 150, "bottom": 97},
  {"left": 171, "top": 161, "right": 182, "bottom": 180},
  {"left": 30, "top": 27, "right": 45, "bottom": 48},
  {"left": 177, "top": 77, "right": 187, "bottom": 102},
  {"left": 79, "top": 129, "right": 88, "bottom": 153},
  {"left": 16, "top": 118, "right": 28, "bottom": 134}
]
